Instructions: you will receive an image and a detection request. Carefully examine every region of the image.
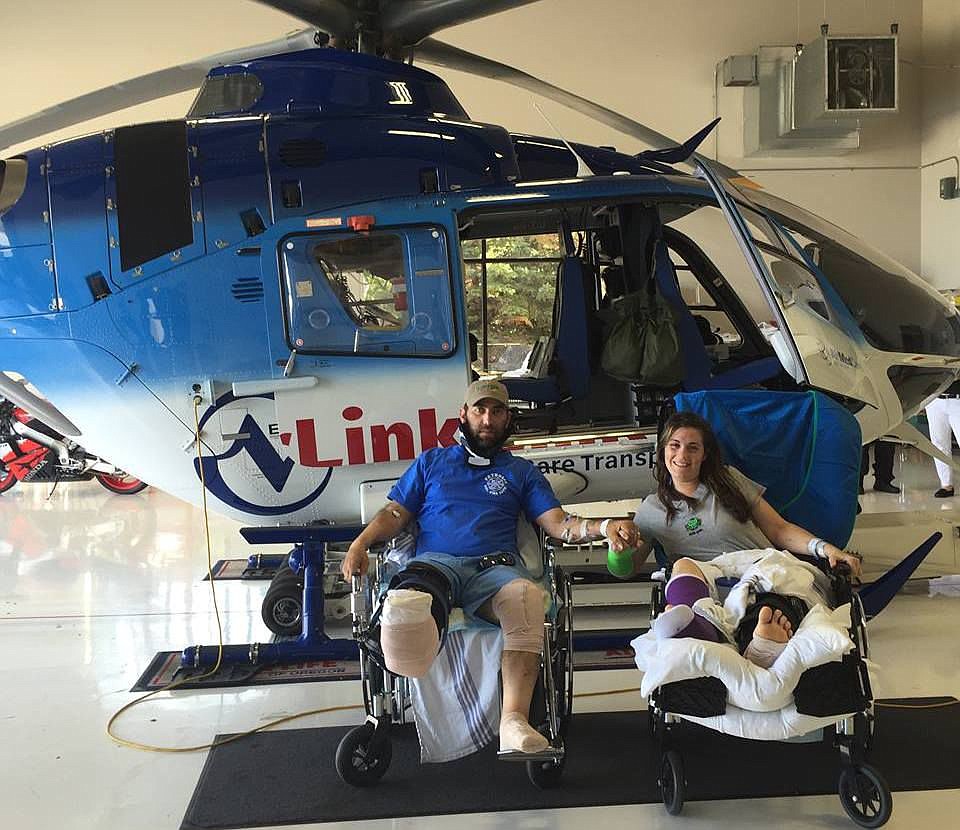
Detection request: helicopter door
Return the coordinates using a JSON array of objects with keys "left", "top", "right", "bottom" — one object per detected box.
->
[{"left": 696, "top": 161, "right": 880, "bottom": 408}]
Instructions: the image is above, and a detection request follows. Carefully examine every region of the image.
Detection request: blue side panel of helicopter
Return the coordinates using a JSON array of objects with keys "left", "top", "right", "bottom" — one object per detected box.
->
[
  {"left": 0, "top": 148, "right": 50, "bottom": 249},
  {"left": 196, "top": 118, "right": 270, "bottom": 253},
  {"left": 0, "top": 148, "right": 55, "bottom": 318},
  {"left": 47, "top": 134, "right": 109, "bottom": 313}
]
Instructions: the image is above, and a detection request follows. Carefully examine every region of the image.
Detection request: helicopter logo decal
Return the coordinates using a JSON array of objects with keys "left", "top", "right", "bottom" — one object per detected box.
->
[
  {"left": 195, "top": 393, "right": 461, "bottom": 514},
  {"left": 195, "top": 393, "right": 332, "bottom": 516}
]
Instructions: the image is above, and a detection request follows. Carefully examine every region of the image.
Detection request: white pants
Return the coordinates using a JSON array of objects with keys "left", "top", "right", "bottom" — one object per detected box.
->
[{"left": 925, "top": 397, "right": 960, "bottom": 487}]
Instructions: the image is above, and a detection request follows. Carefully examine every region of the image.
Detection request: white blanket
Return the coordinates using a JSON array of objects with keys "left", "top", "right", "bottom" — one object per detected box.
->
[
  {"left": 632, "top": 602, "right": 854, "bottom": 712},
  {"left": 409, "top": 624, "right": 503, "bottom": 763}
]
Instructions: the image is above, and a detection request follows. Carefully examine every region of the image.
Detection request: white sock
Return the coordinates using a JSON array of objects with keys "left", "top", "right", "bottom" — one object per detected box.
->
[
  {"left": 742, "top": 636, "right": 788, "bottom": 669},
  {"left": 652, "top": 605, "right": 695, "bottom": 640}
]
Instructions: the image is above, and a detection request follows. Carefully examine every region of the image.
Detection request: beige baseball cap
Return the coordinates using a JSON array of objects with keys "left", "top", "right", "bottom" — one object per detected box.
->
[{"left": 464, "top": 379, "right": 509, "bottom": 407}]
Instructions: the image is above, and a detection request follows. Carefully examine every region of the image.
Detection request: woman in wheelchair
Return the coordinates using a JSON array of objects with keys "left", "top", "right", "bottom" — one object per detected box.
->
[{"left": 619, "top": 410, "right": 862, "bottom": 579}]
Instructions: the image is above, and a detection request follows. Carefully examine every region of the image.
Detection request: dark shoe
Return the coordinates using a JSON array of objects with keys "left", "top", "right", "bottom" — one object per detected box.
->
[
  {"left": 873, "top": 482, "right": 900, "bottom": 494},
  {"left": 934, "top": 487, "right": 955, "bottom": 498}
]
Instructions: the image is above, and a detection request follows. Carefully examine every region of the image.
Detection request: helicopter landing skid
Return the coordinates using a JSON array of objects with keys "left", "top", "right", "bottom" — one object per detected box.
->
[{"left": 180, "top": 524, "right": 362, "bottom": 670}]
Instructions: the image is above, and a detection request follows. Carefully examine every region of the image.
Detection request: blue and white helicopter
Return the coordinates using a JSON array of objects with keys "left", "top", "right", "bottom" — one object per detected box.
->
[{"left": 1, "top": 0, "right": 958, "bottom": 530}]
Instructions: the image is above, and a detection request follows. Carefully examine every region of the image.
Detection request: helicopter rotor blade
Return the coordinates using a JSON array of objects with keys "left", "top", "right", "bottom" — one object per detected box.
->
[
  {"left": 380, "top": 0, "right": 543, "bottom": 46},
  {"left": 0, "top": 27, "right": 318, "bottom": 153},
  {"left": 254, "top": 1, "right": 544, "bottom": 48},
  {"left": 251, "top": 1, "right": 358, "bottom": 43},
  {"left": 416, "top": 37, "right": 740, "bottom": 176}
]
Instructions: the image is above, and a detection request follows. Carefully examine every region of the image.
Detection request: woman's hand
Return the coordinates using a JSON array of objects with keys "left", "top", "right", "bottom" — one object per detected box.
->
[{"left": 825, "top": 545, "right": 862, "bottom": 579}]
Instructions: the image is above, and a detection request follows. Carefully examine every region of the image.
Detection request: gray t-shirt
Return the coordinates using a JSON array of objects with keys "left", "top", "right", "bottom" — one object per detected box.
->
[{"left": 633, "top": 466, "right": 769, "bottom": 561}]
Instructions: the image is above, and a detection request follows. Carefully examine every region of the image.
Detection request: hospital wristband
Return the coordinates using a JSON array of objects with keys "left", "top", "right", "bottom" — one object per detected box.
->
[
  {"left": 599, "top": 518, "right": 611, "bottom": 537},
  {"left": 807, "top": 537, "right": 827, "bottom": 559}
]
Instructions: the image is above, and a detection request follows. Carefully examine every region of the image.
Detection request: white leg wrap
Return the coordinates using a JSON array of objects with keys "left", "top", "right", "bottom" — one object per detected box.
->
[
  {"left": 491, "top": 579, "right": 546, "bottom": 654},
  {"left": 380, "top": 588, "right": 439, "bottom": 678}
]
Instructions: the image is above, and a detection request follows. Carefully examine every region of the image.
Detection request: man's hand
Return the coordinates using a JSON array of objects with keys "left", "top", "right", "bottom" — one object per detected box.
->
[
  {"left": 341, "top": 541, "right": 370, "bottom": 580},
  {"left": 604, "top": 519, "right": 638, "bottom": 552}
]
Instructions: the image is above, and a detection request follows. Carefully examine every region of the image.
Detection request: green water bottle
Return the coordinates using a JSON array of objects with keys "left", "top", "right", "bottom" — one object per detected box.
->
[{"left": 607, "top": 545, "right": 636, "bottom": 578}]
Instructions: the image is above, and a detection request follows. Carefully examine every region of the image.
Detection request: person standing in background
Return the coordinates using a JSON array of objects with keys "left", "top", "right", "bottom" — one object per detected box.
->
[
  {"left": 860, "top": 440, "right": 900, "bottom": 495},
  {"left": 925, "top": 380, "right": 960, "bottom": 498}
]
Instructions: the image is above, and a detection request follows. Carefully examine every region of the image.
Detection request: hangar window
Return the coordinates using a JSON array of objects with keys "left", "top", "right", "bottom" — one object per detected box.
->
[{"left": 280, "top": 227, "right": 455, "bottom": 357}]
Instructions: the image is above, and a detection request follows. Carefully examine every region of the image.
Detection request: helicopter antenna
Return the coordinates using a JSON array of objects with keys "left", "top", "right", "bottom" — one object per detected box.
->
[{"left": 532, "top": 102, "right": 596, "bottom": 178}]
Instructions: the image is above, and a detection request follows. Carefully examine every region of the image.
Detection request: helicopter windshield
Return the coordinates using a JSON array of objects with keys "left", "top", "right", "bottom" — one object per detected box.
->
[{"left": 733, "top": 185, "right": 960, "bottom": 359}]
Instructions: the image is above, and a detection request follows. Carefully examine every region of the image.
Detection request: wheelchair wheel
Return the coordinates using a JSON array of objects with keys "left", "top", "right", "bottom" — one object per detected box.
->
[
  {"left": 335, "top": 723, "right": 393, "bottom": 787},
  {"left": 659, "top": 750, "right": 685, "bottom": 815},
  {"left": 838, "top": 763, "right": 892, "bottom": 828},
  {"left": 526, "top": 754, "right": 565, "bottom": 789},
  {"left": 261, "top": 573, "right": 304, "bottom": 636}
]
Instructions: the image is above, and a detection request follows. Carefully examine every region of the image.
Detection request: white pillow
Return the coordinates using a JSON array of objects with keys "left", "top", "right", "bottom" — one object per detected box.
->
[{"left": 632, "top": 603, "right": 854, "bottom": 712}]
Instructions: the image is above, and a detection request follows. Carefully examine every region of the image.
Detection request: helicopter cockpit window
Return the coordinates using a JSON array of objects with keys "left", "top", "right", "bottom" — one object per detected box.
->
[
  {"left": 187, "top": 73, "right": 264, "bottom": 118},
  {"left": 280, "top": 228, "right": 455, "bottom": 357}
]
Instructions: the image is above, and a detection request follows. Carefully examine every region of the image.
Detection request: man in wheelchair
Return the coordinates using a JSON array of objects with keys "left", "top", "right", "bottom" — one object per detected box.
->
[{"left": 341, "top": 379, "right": 638, "bottom": 755}]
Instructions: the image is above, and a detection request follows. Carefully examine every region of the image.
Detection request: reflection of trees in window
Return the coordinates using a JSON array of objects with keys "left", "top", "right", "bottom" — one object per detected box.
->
[
  {"left": 463, "top": 234, "right": 562, "bottom": 371},
  {"left": 310, "top": 234, "right": 408, "bottom": 331}
]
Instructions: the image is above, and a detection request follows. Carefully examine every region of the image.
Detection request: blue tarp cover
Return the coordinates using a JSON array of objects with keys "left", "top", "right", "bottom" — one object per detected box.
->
[{"left": 675, "top": 389, "right": 861, "bottom": 548}]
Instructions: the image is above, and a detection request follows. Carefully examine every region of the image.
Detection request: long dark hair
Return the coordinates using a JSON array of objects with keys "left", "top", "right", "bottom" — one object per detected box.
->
[{"left": 656, "top": 411, "right": 754, "bottom": 525}]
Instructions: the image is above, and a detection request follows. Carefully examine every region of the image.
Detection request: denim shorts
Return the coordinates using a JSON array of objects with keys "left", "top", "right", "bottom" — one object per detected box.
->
[{"left": 413, "top": 551, "right": 536, "bottom": 616}]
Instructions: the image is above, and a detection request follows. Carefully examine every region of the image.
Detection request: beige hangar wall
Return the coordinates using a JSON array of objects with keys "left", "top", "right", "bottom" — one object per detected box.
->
[
  {"left": 920, "top": 0, "right": 960, "bottom": 291},
  {"left": 2, "top": 0, "right": 932, "bottom": 276}
]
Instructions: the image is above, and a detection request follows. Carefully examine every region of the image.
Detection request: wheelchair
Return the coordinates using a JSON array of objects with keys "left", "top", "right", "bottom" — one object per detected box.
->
[
  {"left": 646, "top": 556, "right": 890, "bottom": 828},
  {"left": 334, "top": 533, "right": 574, "bottom": 790}
]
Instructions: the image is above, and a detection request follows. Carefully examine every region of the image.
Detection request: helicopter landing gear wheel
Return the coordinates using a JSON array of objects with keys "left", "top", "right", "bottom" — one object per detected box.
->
[
  {"left": 261, "top": 572, "right": 304, "bottom": 636},
  {"left": 0, "top": 462, "right": 16, "bottom": 494},
  {"left": 96, "top": 472, "right": 148, "bottom": 494},
  {"left": 838, "top": 764, "right": 892, "bottom": 828},
  {"left": 335, "top": 722, "right": 393, "bottom": 787},
  {"left": 659, "top": 750, "right": 685, "bottom": 815}
]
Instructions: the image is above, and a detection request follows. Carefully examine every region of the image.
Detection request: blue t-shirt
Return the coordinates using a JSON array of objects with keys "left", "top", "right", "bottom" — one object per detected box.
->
[{"left": 388, "top": 445, "right": 561, "bottom": 557}]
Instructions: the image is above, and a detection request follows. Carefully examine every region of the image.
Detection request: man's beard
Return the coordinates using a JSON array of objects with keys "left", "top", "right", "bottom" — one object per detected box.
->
[{"left": 459, "top": 418, "right": 508, "bottom": 457}]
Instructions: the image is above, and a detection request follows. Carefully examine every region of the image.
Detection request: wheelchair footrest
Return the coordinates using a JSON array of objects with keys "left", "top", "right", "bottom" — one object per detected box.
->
[
  {"left": 497, "top": 745, "right": 564, "bottom": 763},
  {"left": 794, "top": 655, "right": 868, "bottom": 717},
  {"left": 656, "top": 676, "right": 727, "bottom": 717}
]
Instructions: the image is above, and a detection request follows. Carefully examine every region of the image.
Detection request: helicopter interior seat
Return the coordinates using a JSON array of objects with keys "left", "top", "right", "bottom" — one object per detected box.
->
[
  {"left": 500, "top": 255, "right": 591, "bottom": 406},
  {"left": 651, "top": 238, "right": 782, "bottom": 391}
]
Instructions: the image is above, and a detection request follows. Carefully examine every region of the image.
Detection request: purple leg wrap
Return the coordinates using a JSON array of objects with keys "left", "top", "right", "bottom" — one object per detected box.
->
[
  {"left": 664, "top": 573, "right": 722, "bottom": 642},
  {"left": 665, "top": 574, "right": 710, "bottom": 607},
  {"left": 675, "top": 615, "right": 724, "bottom": 643}
]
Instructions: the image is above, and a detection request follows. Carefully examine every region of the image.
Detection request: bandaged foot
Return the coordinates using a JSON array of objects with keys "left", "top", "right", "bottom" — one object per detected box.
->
[
  {"left": 742, "top": 606, "right": 792, "bottom": 669},
  {"left": 380, "top": 588, "right": 439, "bottom": 678},
  {"left": 499, "top": 712, "right": 550, "bottom": 753}
]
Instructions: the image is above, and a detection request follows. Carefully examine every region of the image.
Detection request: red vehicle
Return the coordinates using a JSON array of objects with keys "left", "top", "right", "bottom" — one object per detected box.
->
[{"left": 0, "top": 399, "right": 147, "bottom": 495}]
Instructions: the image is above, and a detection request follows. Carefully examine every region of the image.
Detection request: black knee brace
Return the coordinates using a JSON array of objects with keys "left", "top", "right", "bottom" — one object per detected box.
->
[{"left": 386, "top": 561, "right": 454, "bottom": 645}]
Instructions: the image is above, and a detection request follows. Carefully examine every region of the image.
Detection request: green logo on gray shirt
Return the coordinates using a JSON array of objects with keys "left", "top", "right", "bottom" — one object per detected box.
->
[{"left": 685, "top": 516, "right": 703, "bottom": 535}]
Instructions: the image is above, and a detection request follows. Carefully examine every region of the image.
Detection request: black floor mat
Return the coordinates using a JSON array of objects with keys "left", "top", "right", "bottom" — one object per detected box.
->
[{"left": 181, "top": 698, "right": 959, "bottom": 829}]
